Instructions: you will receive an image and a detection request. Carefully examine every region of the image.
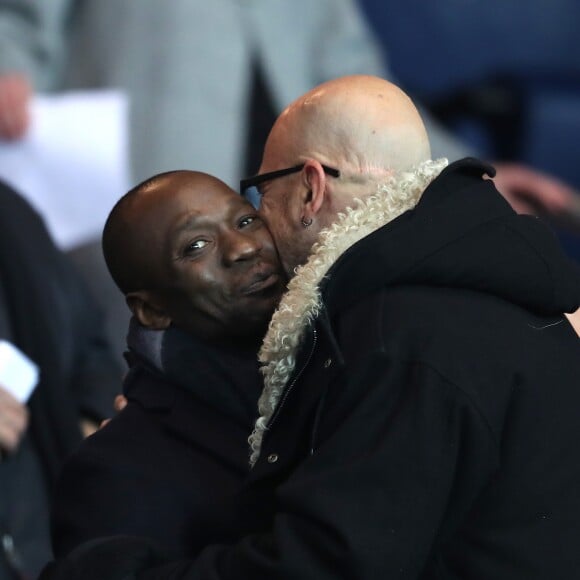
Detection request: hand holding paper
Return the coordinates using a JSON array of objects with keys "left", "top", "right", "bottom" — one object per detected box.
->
[
  {"left": 0, "top": 341, "right": 37, "bottom": 455},
  {"left": 0, "top": 340, "right": 39, "bottom": 403},
  {"left": 0, "top": 387, "right": 29, "bottom": 455},
  {"left": 0, "top": 73, "right": 32, "bottom": 140}
]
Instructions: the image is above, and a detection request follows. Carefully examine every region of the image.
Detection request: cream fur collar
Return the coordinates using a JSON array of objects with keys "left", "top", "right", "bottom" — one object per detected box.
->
[{"left": 249, "top": 158, "right": 449, "bottom": 466}]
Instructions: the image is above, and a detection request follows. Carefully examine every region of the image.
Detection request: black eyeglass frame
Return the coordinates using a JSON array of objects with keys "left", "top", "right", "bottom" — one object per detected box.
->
[{"left": 240, "top": 163, "right": 340, "bottom": 203}]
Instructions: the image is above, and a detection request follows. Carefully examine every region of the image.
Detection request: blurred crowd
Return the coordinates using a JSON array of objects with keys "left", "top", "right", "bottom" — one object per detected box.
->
[{"left": 0, "top": 1, "right": 578, "bottom": 577}]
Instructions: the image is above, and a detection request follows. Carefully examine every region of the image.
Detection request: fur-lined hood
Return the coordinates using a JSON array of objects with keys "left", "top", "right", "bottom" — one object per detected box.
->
[{"left": 249, "top": 158, "right": 449, "bottom": 465}]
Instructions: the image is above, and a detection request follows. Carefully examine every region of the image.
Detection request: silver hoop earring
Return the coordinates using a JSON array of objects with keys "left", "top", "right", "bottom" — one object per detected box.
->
[{"left": 301, "top": 217, "right": 313, "bottom": 228}]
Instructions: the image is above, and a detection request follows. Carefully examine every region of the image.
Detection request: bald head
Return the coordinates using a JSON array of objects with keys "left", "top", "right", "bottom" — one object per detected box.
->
[
  {"left": 254, "top": 76, "right": 432, "bottom": 275},
  {"left": 263, "top": 75, "right": 430, "bottom": 179}
]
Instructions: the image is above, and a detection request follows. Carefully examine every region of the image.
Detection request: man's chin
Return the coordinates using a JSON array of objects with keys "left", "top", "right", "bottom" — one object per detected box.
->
[{"left": 242, "top": 275, "right": 286, "bottom": 306}]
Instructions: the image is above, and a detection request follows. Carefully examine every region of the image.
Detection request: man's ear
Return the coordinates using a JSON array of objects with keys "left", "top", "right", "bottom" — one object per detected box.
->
[
  {"left": 301, "top": 160, "right": 328, "bottom": 220},
  {"left": 126, "top": 291, "right": 172, "bottom": 330}
]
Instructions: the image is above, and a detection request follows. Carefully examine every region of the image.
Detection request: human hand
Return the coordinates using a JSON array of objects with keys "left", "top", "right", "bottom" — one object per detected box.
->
[
  {"left": 79, "top": 418, "right": 99, "bottom": 438},
  {"left": 99, "top": 394, "right": 128, "bottom": 429},
  {"left": 113, "top": 394, "right": 128, "bottom": 413},
  {"left": 565, "top": 308, "right": 580, "bottom": 337},
  {"left": 492, "top": 162, "right": 578, "bottom": 217},
  {"left": 0, "top": 385, "right": 29, "bottom": 457},
  {"left": 0, "top": 73, "right": 32, "bottom": 140}
]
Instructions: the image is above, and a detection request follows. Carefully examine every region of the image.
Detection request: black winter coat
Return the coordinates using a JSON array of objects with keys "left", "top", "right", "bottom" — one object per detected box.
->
[
  {"left": 0, "top": 180, "right": 121, "bottom": 485},
  {"left": 50, "top": 323, "right": 262, "bottom": 558}
]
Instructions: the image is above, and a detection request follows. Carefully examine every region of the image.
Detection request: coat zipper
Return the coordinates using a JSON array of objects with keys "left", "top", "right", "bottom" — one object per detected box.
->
[{"left": 267, "top": 327, "right": 318, "bottom": 429}]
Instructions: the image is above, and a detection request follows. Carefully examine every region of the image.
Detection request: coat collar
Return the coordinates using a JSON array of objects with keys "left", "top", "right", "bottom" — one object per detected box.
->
[{"left": 126, "top": 319, "right": 262, "bottom": 427}]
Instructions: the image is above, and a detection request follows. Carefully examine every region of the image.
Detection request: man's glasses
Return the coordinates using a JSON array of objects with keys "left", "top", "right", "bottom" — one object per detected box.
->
[{"left": 240, "top": 164, "right": 340, "bottom": 209}]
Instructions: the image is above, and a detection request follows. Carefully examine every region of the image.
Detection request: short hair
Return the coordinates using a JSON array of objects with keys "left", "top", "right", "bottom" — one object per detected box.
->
[{"left": 102, "top": 170, "right": 186, "bottom": 294}]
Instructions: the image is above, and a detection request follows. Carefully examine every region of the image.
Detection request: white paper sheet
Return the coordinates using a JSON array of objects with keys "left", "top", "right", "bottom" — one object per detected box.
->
[
  {"left": 0, "top": 340, "right": 39, "bottom": 403},
  {"left": 0, "top": 90, "right": 130, "bottom": 249}
]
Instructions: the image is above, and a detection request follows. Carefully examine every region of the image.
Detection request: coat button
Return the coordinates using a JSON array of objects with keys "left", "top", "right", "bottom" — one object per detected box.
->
[
  {"left": 323, "top": 358, "right": 332, "bottom": 368},
  {"left": 267, "top": 453, "right": 279, "bottom": 463}
]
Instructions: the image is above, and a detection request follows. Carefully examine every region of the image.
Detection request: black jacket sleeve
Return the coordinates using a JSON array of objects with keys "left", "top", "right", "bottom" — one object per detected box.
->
[
  {"left": 50, "top": 407, "right": 185, "bottom": 558},
  {"left": 51, "top": 435, "right": 165, "bottom": 558}
]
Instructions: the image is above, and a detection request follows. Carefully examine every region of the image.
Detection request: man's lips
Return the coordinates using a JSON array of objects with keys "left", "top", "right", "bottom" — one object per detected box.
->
[{"left": 241, "top": 269, "right": 281, "bottom": 295}]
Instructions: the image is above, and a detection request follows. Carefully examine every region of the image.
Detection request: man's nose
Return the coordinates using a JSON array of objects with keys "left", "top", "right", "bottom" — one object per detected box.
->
[{"left": 222, "top": 231, "right": 261, "bottom": 265}]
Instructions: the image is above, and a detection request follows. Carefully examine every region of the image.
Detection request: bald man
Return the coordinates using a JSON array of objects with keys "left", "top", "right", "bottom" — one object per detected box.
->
[
  {"left": 239, "top": 76, "right": 580, "bottom": 579},
  {"left": 48, "top": 171, "right": 286, "bottom": 559},
  {"left": 42, "top": 77, "right": 580, "bottom": 580}
]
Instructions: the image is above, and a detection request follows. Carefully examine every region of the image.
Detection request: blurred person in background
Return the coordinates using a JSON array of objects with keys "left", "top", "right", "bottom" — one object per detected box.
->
[
  {"left": 0, "top": 0, "right": 389, "bottom": 185},
  {"left": 0, "top": 0, "right": 577, "bottom": 204},
  {"left": 0, "top": 180, "right": 121, "bottom": 579},
  {"left": 358, "top": 0, "right": 580, "bottom": 259}
]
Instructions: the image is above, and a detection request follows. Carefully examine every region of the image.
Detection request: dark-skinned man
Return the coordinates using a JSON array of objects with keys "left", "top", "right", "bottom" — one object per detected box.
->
[{"left": 49, "top": 170, "right": 286, "bottom": 559}]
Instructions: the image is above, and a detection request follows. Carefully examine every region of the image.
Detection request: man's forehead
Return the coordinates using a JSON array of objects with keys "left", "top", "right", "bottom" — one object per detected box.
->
[
  {"left": 145, "top": 177, "right": 235, "bottom": 212},
  {"left": 259, "top": 125, "right": 292, "bottom": 175},
  {"left": 169, "top": 194, "right": 245, "bottom": 233}
]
